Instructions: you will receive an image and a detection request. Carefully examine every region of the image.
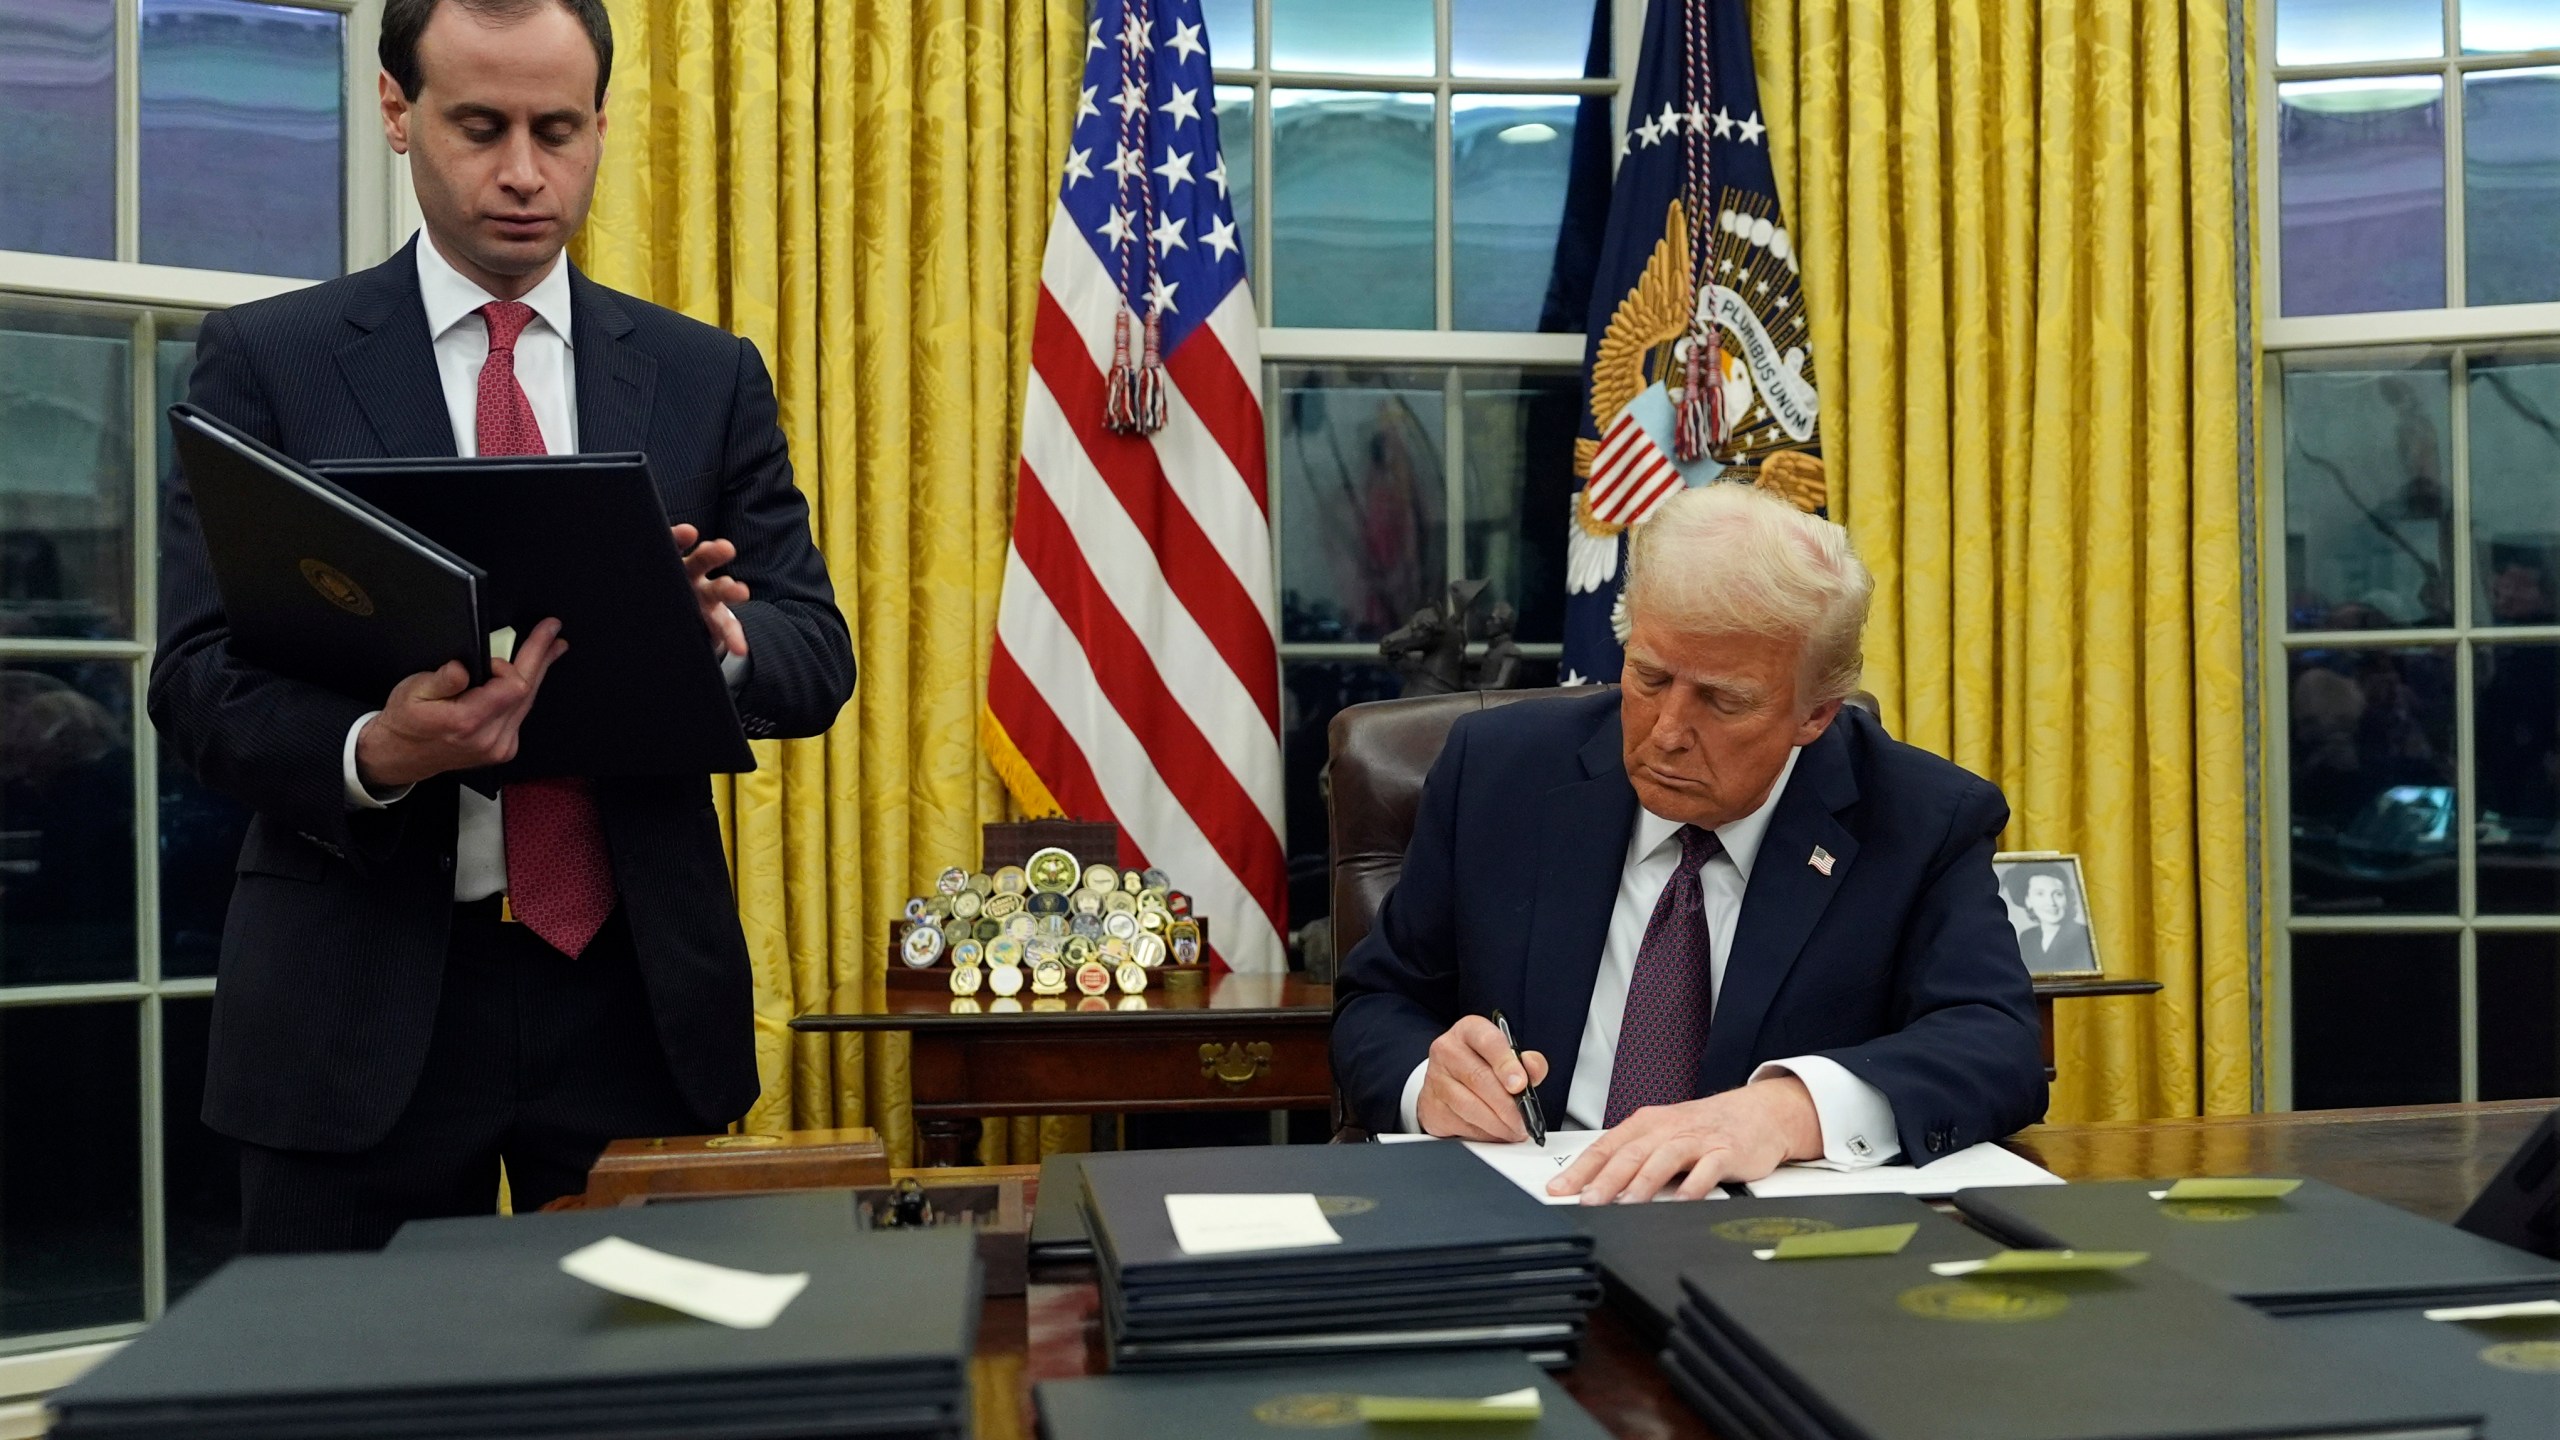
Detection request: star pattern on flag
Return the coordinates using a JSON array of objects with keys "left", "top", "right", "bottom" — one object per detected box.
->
[
  {"left": 1058, "top": 0, "right": 1249, "bottom": 360},
  {"left": 1737, "top": 111, "right": 1766, "bottom": 144}
]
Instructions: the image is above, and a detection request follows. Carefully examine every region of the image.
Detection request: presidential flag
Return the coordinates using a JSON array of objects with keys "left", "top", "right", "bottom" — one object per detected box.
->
[
  {"left": 985, "top": 0, "right": 1285, "bottom": 974},
  {"left": 1561, "top": 0, "right": 1824, "bottom": 685}
]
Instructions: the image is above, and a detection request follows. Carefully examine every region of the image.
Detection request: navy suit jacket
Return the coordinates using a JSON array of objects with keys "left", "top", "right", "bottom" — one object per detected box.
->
[
  {"left": 1331, "top": 692, "right": 2047, "bottom": 1162},
  {"left": 150, "top": 239, "right": 854, "bottom": 1153}
]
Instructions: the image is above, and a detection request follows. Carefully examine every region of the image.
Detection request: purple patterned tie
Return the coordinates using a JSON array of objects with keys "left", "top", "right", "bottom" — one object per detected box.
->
[{"left": 1604, "top": 824, "right": 1723, "bottom": 1127}]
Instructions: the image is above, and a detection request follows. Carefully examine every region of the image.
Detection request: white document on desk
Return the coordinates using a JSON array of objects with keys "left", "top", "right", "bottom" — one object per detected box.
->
[
  {"left": 1380, "top": 1131, "right": 1724, "bottom": 1205},
  {"left": 558, "top": 1236, "right": 810, "bottom": 1329},
  {"left": 1742, "top": 1142, "right": 2064, "bottom": 1198},
  {"left": 1164, "top": 1193, "right": 1345, "bottom": 1255}
]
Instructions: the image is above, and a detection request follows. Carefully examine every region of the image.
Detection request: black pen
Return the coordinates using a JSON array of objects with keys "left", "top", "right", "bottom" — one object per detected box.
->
[{"left": 1488, "top": 1009, "right": 1546, "bottom": 1146}]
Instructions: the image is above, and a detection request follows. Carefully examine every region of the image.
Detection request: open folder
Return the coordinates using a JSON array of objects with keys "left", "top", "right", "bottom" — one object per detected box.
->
[{"left": 170, "top": 404, "right": 753, "bottom": 780}]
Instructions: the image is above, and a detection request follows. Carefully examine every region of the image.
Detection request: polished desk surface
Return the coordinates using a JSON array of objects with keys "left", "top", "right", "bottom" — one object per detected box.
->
[
  {"left": 791, "top": 973, "right": 1333, "bottom": 1032},
  {"left": 964, "top": 1099, "right": 2554, "bottom": 1440}
]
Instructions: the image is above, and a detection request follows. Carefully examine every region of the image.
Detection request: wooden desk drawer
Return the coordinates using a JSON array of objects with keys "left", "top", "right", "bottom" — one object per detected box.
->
[{"left": 908, "top": 1029, "right": 1334, "bottom": 1113}]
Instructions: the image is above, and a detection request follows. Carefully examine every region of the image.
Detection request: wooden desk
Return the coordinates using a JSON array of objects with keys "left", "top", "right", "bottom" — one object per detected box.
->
[
  {"left": 964, "top": 1100, "right": 2553, "bottom": 1440},
  {"left": 794, "top": 975, "right": 1334, "bottom": 1166}
]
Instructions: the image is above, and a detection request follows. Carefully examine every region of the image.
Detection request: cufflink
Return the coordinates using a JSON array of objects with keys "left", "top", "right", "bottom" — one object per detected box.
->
[{"left": 1847, "top": 1135, "right": 1873, "bottom": 1159}]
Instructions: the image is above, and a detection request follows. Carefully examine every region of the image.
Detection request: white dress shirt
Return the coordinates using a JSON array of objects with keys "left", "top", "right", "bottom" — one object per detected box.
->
[
  {"left": 339, "top": 233, "right": 742, "bottom": 900},
  {"left": 1397, "top": 747, "right": 1902, "bottom": 1168}
]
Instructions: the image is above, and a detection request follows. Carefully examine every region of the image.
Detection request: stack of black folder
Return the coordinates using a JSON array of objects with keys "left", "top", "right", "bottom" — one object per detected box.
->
[
  {"left": 1655, "top": 1201, "right": 2486, "bottom": 1440},
  {"left": 51, "top": 1194, "right": 979, "bottom": 1440},
  {"left": 1037, "top": 1353, "right": 1613, "bottom": 1439},
  {"left": 1953, "top": 1178, "right": 2560, "bottom": 1313},
  {"left": 1077, "top": 1142, "right": 1600, "bottom": 1371}
]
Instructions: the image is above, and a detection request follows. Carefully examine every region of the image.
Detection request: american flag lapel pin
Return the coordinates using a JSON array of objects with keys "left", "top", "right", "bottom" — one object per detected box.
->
[{"left": 1809, "top": 846, "right": 1835, "bottom": 876}]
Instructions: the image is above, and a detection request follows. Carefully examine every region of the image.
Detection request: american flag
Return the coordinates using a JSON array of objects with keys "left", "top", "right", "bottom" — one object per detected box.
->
[{"left": 984, "top": 0, "right": 1285, "bottom": 973}]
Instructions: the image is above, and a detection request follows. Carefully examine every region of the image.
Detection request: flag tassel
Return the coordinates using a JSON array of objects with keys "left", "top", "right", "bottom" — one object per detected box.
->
[
  {"left": 1673, "top": 330, "right": 1710, "bottom": 463},
  {"left": 1104, "top": 306, "right": 1142, "bottom": 434},
  {"left": 1133, "top": 311, "right": 1168, "bottom": 433}
]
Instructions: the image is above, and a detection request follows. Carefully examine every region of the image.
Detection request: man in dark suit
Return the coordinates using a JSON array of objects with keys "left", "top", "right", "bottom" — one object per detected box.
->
[
  {"left": 148, "top": 0, "right": 853, "bottom": 1251},
  {"left": 1332, "top": 483, "right": 2044, "bottom": 1204}
]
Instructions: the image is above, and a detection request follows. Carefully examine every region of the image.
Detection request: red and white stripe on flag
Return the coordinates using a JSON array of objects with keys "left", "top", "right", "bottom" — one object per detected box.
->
[
  {"left": 983, "top": 206, "right": 1287, "bottom": 974},
  {"left": 1584, "top": 406, "right": 1685, "bottom": 528}
]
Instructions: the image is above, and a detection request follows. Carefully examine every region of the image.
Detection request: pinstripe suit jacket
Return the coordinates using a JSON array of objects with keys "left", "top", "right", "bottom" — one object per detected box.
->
[{"left": 150, "top": 238, "right": 854, "bottom": 1153}]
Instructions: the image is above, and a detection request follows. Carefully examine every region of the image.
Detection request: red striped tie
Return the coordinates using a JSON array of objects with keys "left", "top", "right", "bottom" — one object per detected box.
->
[
  {"left": 1603, "top": 824, "right": 1722, "bottom": 1127},
  {"left": 478, "top": 300, "right": 615, "bottom": 958}
]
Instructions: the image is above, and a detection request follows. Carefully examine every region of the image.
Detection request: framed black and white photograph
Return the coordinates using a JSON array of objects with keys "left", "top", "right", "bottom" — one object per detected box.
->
[{"left": 1993, "top": 852, "right": 2102, "bottom": 978}]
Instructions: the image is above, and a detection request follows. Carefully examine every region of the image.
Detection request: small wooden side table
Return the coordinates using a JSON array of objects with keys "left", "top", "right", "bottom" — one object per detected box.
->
[
  {"left": 794, "top": 974, "right": 1335, "bottom": 1166},
  {"left": 2031, "top": 976, "right": 2165, "bottom": 1080}
]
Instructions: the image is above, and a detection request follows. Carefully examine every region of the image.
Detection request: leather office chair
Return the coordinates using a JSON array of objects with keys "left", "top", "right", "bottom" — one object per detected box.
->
[{"left": 1325, "top": 686, "right": 1600, "bottom": 963}]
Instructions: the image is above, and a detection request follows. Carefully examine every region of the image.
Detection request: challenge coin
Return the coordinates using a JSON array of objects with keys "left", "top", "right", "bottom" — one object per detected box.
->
[
  {"left": 901, "top": 924, "right": 946, "bottom": 969},
  {"left": 1025, "top": 847, "right": 1082, "bottom": 894}
]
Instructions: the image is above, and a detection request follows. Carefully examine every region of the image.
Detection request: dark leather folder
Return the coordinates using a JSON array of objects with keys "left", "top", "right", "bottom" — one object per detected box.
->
[
  {"left": 2278, "top": 1304, "right": 2560, "bottom": 1440},
  {"left": 316, "top": 453, "right": 753, "bottom": 780},
  {"left": 1677, "top": 1250, "right": 2481, "bottom": 1440},
  {"left": 1571, "top": 1194, "right": 1991, "bottom": 1345},
  {"left": 1038, "top": 1354, "right": 1613, "bottom": 1440},
  {"left": 1954, "top": 1177, "right": 2560, "bottom": 1313},
  {"left": 169, "top": 404, "right": 488, "bottom": 703}
]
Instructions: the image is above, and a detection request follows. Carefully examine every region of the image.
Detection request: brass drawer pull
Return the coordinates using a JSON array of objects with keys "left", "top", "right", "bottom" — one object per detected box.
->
[{"left": 1200, "top": 1041, "right": 1272, "bottom": 1087}]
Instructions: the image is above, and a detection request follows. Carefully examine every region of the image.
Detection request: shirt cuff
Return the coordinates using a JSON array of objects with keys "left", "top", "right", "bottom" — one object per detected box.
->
[
  {"left": 1753, "top": 1055, "right": 1901, "bottom": 1168},
  {"left": 720, "top": 644, "right": 751, "bottom": 690},
  {"left": 342, "top": 713, "right": 414, "bottom": 810},
  {"left": 1397, "top": 1058, "right": 1431, "bottom": 1135}
]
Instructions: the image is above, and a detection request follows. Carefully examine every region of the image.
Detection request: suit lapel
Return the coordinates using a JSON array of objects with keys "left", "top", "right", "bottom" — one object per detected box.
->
[
  {"left": 1699, "top": 722, "right": 1862, "bottom": 1090},
  {"left": 1517, "top": 710, "right": 1638, "bottom": 1113},
  {"left": 334, "top": 238, "right": 457, "bottom": 459},
  {"left": 570, "top": 267, "right": 656, "bottom": 456}
]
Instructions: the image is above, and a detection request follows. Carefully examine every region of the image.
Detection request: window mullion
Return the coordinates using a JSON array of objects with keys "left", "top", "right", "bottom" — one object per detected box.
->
[{"left": 115, "top": 0, "right": 139, "bottom": 264}]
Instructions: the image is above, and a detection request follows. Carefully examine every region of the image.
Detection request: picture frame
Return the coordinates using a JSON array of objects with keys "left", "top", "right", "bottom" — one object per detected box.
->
[{"left": 1991, "top": 850, "right": 2102, "bottom": 978}]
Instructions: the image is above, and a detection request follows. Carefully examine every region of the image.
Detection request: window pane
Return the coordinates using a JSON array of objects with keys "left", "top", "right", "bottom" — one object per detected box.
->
[
  {"left": 2476, "top": 644, "right": 2560, "bottom": 916},
  {"left": 1281, "top": 660, "right": 1404, "bottom": 935},
  {"left": 1203, "top": 0, "right": 1252, "bottom": 67},
  {"left": 140, "top": 0, "right": 344, "bottom": 280},
  {"left": 2281, "top": 358, "right": 2453, "bottom": 631},
  {"left": 0, "top": 0, "right": 115, "bottom": 259},
  {"left": 1453, "top": 0, "right": 1601, "bottom": 79},
  {"left": 1451, "top": 95, "right": 1579, "bottom": 332},
  {"left": 1275, "top": 364, "right": 1445, "bottom": 642},
  {"left": 0, "top": 1001, "right": 141, "bottom": 1338},
  {"left": 1216, "top": 85, "right": 1254, "bottom": 280},
  {"left": 163, "top": 996, "right": 240, "bottom": 1299},
  {"left": 1269, "top": 0, "right": 1432, "bottom": 77},
  {"left": 1271, "top": 89, "right": 1434, "bottom": 329},
  {"left": 1, "top": 307, "right": 135, "bottom": 640},
  {"left": 2292, "top": 932, "right": 2461, "bottom": 1107},
  {"left": 2465, "top": 0, "right": 2560, "bottom": 54},
  {"left": 2287, "top": 647, "right": 2458, "bottom": 916},
  {"left": 2276, "top": 0, "right": 2443, "bottom": 66},
  {"left": 1461, "top": 367, "right": 1578, "bottom": 645},
  {"left": 2469, "top": 355, "right": 2560, "bottom": 631},
  {"left": 2278, "top": 79, "right": 2446, "bottom": 317},
  {"left": 2463, "top": 68, "right": 2560, "bottom": 308},
  {"left": 2478, "top": 933, "right": 2560, "bottom": 1101},
  {"left": 1, "top": 659, "right": 138, "bottom": 984}
]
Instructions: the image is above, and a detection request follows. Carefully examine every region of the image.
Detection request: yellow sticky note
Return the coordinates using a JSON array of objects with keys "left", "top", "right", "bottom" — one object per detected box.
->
[
  {"left": 488, "top": 626, "right": 518, "bottom": 662},
  {"left": 1932, "top": 1249, "right": 2150, "bottom": 1277},
  {"left": 1355, "top": 1388, "right": 1543, "bottom": 1423},
  {"left": 1756, "top": 1223, "right": 1920, "bottom": 1261},
  {"left": 2158, "top": 1178, "right": 2301, "bottom": 1201}
]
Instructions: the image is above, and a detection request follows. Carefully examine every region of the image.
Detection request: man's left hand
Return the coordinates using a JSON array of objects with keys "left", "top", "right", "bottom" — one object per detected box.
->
[
  {"left": 674, "top": 524, "right": 750, "bottom": 658},
  {"left": 1547, "top": 1074, "right": 1824, "bottom": 1204}
]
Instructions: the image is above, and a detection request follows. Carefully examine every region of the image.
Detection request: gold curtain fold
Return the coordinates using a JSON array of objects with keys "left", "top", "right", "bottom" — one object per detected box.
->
[
  {"left": 574, "top": 0, "right": 1090, "bottom": 1163},
  {"left": 1751, "top": 0, "right": 2255, "bottom": 1121}
]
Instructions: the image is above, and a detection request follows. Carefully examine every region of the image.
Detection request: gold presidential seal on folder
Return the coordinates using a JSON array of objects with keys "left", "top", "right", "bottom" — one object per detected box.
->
[
  {"left": 298, "top": 558, "right": 374, "bottom": 616},
  {"left": 2480, "top": 1339, "right": 2560, "bottom": 1373},
  {"left": 1711, "top": 1216, "right": 1840, "bottom": 1245},
  {"left": 1897, "top": 1280, "right": 2069, "bottom": 1323}
]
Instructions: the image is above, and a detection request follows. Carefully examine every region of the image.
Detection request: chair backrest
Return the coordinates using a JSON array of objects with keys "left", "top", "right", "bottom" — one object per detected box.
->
[{"left": 1323, "top": 686, "right": 1602, "bottom": 962}]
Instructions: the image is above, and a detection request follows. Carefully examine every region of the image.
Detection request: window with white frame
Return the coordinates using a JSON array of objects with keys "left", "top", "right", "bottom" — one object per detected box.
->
[
  {"left": 0, "top": 0, "right": 395, "bottom": 1353},
  {"left": 1205, "top": 0, "right": 1627, "bottom": 948},
  {"left": 2262, "top": 0, "right": 2560, "bottom": 1110}
]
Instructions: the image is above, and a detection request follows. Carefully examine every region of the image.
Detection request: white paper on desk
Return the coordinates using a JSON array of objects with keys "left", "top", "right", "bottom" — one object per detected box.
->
[
  {"left": 2425, "top": 1299, "right": 2560, "bottom": 1322},
  {"left": 558, "top": 1236, "right": 809, "bottom": 1329},
  {"left": 1381, "top": 1130, "right": 1725, "bottom": 1205},
  {"left": 1165, "top": 1193, "right": 1344, "bottom": 1255},
  {"left": 1743, "top": 1142, "right": 2063, "bottom": 1199}
]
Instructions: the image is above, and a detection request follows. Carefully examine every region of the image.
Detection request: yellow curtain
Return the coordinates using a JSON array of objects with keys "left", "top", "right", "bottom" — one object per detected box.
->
[
  {"left": 1751, "top": 0, "right": 2256, "bottom": 1121},
  {"left": 574, "top": 0, "right": 1090, "bottom": 1164}
]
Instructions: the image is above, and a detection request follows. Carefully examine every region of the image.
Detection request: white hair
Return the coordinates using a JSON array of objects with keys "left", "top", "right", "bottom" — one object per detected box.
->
[{"left": 1615, "top": 481, "right": 1874, "bottom": 707}]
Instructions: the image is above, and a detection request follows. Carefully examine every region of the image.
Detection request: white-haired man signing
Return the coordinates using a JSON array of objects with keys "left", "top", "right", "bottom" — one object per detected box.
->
[{"left": 1331, "top": 482, "right": 2046, "bottom": 1202}]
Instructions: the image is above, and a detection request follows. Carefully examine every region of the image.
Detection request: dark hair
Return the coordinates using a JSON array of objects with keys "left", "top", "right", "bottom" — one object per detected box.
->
[
  {"left": 380, "top": 0, "right": 614, "bottom": 110},
  {"left": 2001, "top": 863, "right": 2076, "bottom": 919}
]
